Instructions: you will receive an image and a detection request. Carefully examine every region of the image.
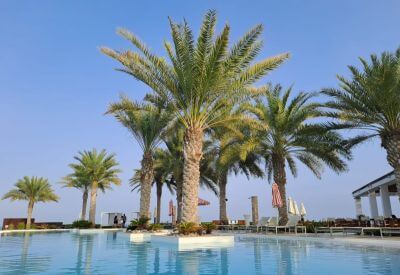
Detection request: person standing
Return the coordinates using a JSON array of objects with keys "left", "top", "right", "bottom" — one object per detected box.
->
[
  {"left": 113, "top": 215, "right": 118, "bottom": 227},
  {"left": 122, "top": 214, "right": 127, "bottom": 228}
]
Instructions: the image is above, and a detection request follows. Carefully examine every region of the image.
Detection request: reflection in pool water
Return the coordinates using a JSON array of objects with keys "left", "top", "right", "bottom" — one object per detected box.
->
[{"left": 0, "top": 232, "right": 399, "bottom": 274}]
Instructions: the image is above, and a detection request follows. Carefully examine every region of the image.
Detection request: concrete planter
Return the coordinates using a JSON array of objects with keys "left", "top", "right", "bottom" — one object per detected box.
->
[
  {"left": 151, "top": 235, "right": 234, "bottom": 250},
  {"left": 129, "top": 230, "right": 170, "bottom": 243}
]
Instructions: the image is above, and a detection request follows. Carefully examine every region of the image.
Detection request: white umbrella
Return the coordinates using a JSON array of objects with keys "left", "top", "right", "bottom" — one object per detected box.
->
[
  {"left": 300, "top": 203, "right": 307, "bottom": 216},
  {"left": 293, "top": 200, "right": 300, "bottom": 216},
  {"left": 288, "top": 197, "right": 295, "bottom": 214}
]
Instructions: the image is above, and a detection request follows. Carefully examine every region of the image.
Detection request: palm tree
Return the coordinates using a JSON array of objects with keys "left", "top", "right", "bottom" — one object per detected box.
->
[
  {"left": 62, "top": 165, "right": 91, "bottom": 220},
  {"left": 2, "top": 176, "right": 59, "bottom": 229},
  {"left": 160, "top": 128, "right": 219, "bottom": 222},
  {"left": 101, "top": 10, "right": 288, "bottom": 223},
  {"left": 204, "top": 131, "right": 264, "bottom": 224},
  {"left": 240, "top": 84, "right": 351, "bottom": 224},
  {"left": 107, "top": 96, "right": 170, "bottom": 219},
  {"left": 130, "top": 149, "right": 176, "bottom": 224},
  {"left": 71, "top": 149, "right": 121, "bottom": 225},
  {"left": 323, "top": 48, "right": 400, "bottom": 200}
]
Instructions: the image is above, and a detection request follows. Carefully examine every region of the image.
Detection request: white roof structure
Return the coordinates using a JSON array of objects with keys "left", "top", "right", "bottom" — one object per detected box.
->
[{"left": 352, "top": 171, "right": 398, "bottom": 219}]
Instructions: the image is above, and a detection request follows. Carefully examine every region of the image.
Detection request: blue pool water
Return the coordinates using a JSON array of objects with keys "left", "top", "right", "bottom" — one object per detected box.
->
[{"left": 0, "top": 232, "right": 399, "bottom": 274}]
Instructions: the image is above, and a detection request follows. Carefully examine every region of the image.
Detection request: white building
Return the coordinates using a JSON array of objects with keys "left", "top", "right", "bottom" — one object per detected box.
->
[{"left": 352, "top": 171, "right": 398, "bottom": 219}]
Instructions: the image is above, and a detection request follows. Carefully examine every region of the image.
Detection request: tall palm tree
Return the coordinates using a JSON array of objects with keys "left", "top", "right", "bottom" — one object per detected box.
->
[
  {"left": 107, "top": 96, "right": 170, "bottom": 219},
  {"left": 240, "top": 84, "right": 351, "bottom": 224},
  {"left": 161, "top": 128, "right": 219, "bottom": 222},
  {"left": 2, "top": 176, "right": 59, "bottom": 229},
  {"left": 71, "top": 149, "right": 121, "bottom": 225},
  {"left": 323, "top": 48, "right": 400, "bottom": 200},
  {"left": 101, "top": 10, "right": 288, "bottom": 222},
  {"left": 62, "top": 165, "right": 91, "bottom": 220}
]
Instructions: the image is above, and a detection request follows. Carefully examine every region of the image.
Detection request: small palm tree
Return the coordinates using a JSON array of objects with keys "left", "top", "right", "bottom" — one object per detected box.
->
[
  {"left": 71, "top": 149, "right": 121, "bottom": 225},
  {"left": 107, "top": 96, "right": 170, "bottom": 219},
  {"left": 2, "top": 176, "right": 59, "bottom": 229},
  {"left": 241, "top": 84, "right": 350, "bottom": 224},
  {"left": 204, "top": 131, "right": 264, "bottom": 224},
  {"left": 62, "top": 165, "right": 91, "bottom": 220},
  {"left": 323, "top": 48, "right": 400, "bottom": 199},
  {"left": 101, "top": 10, "right": 288, "bottom": 222}
]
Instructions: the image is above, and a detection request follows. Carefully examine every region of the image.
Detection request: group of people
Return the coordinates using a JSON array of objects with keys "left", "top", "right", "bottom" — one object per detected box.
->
[{"left": 113, "top": 214, "right": 127, "bottom": 228}]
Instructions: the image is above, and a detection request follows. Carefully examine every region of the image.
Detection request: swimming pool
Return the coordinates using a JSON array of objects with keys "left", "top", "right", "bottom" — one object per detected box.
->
[{"left": 0, "top": 232, "right": 399, "bottom": 274}]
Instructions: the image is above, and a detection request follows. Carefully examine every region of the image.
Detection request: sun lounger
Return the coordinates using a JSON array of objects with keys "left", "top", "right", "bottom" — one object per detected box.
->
[
  {"left": 316, "top": 226, "right": 386, "bottom": 237},
  {"left": 381, "top": 227, "right": 400, "bottom": 236},
  {"left": 245, "top": 217, "right": 271, "bottom": 233},
  {"left": 266, "top": 216, "right": 305, "bottom": 234}
]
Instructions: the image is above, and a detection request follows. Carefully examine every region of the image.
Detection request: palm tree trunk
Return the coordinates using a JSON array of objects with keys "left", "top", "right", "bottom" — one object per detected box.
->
[
  {"left": 219, "top": 172, "right": 228, "bottom": 224},
  {"left": 273, "top": 154, "right": 288, "bottom": 225},
  {"left": 181, "top": 126, "right": 203, "bottom": 223},
  {"left": 156, "top": 180, "right": 162, "bottom": 224},
  {"left": 176, "top": 178, "right": 183, "bottom": 223},
  {"left": 26, "top": 201, "right": 34, "bottom": 229},
  {"left": 383, "top": 136, "right": 400, "bottom": 202},
  {"left": 88, "top": 181, "right": 98, "bottom": 226},
  {"left": 81, "top": 189, "right": 88, "bottom": 220},
  {"left": 140, "top": 152, "right": 154, "bottom": 219}
]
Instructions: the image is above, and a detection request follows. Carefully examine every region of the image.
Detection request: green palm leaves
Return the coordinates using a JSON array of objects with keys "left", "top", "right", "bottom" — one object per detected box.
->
[
  {"left": 3, "top": 176, "right": 59, "bottom": 229},
  {"left": 323, "top": 48, "right": 400, "bottom": 145},
  {"left": 102, "top": 10, "right": 288, "bottom": 223},
  {"left": 107, "top": 96, "right": 171, "bottom": 154},
  {"left": 3, "top": 176, "right": 59, "bottom": 203}
]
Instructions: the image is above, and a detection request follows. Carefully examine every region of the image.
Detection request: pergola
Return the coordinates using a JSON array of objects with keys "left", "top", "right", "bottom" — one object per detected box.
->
[{"left": 352, "top": 171, "right": 398, "bottom": 219}]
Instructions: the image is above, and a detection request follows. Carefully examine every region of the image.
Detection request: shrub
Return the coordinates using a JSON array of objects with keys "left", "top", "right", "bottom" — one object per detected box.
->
[
  {"left": 178, "top": 222, "right": 197, "bottom": 235},
  {"left": 148, "top": 223, "right": 163, "bottom": 232},
  {"left": 128, "top": 217, "right": 150, "bottom": 231},
  {"left": 194, "top": 225, "right": 204, "bottom": 236},
  {"left": 17, "top": 222, "right": 26, "bottom": 230},
  {"left": 8, "top": 224, "right": 15, "bottom": 230},
  {"left": 37, "top": 224, "right": 49, "bottom": 230},
  {"left": 201, "top": 222, "right": 216, "bottom": 234},
  {"left": 72, "top": 220, "right": 93, "bottom": 229}
]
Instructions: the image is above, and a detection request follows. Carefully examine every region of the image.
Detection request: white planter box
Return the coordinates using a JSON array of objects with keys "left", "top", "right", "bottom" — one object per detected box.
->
[
  {"left": 129, "top": 231, "right": 170, "bottom": 243},
  {"left": 151, "top": 235, "right": 234, "bottom": 250}
]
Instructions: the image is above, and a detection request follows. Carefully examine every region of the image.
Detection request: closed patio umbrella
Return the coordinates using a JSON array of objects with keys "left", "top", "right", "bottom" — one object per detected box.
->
[
  {"left": 288, "top": 197, "right": 295, "bottom": 215},
  {"left": 272, "top": 183, "right": 283, "bottom": 208},
  {"left": 293, "top": 200, "right": 300, "bottom": 216},
  {"left": 300, "top": 203, "right": 307, "bottom": 216}
]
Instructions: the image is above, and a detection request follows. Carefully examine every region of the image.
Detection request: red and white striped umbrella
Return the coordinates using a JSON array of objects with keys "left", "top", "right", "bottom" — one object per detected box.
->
[
  {"left": 272, "top": 183, "right": 283, "bottom": 208},
  {"left": 198, "top": 198, "right": 210, "bottom": 206}
]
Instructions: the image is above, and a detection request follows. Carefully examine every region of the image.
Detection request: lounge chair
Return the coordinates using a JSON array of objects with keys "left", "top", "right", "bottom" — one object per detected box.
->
[
  {"left": 265, "top": 217, "right": 279, "bottom": 234},
  {"left": 245, "top": 217, "right": 270, "bottom": 233},
  {"left": 266, "top": 216, "right": 306, "bottom": 234}
]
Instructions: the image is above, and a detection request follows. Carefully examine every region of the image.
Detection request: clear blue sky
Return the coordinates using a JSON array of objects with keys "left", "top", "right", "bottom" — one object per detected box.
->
[{"left": 1, "top": 0, "right": 400, "bottom": 224}]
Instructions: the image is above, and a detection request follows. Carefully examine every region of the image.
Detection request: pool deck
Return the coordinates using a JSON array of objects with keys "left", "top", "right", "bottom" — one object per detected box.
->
[{"left": 232, "top": 232, "right": 400, "bottom": 249}]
